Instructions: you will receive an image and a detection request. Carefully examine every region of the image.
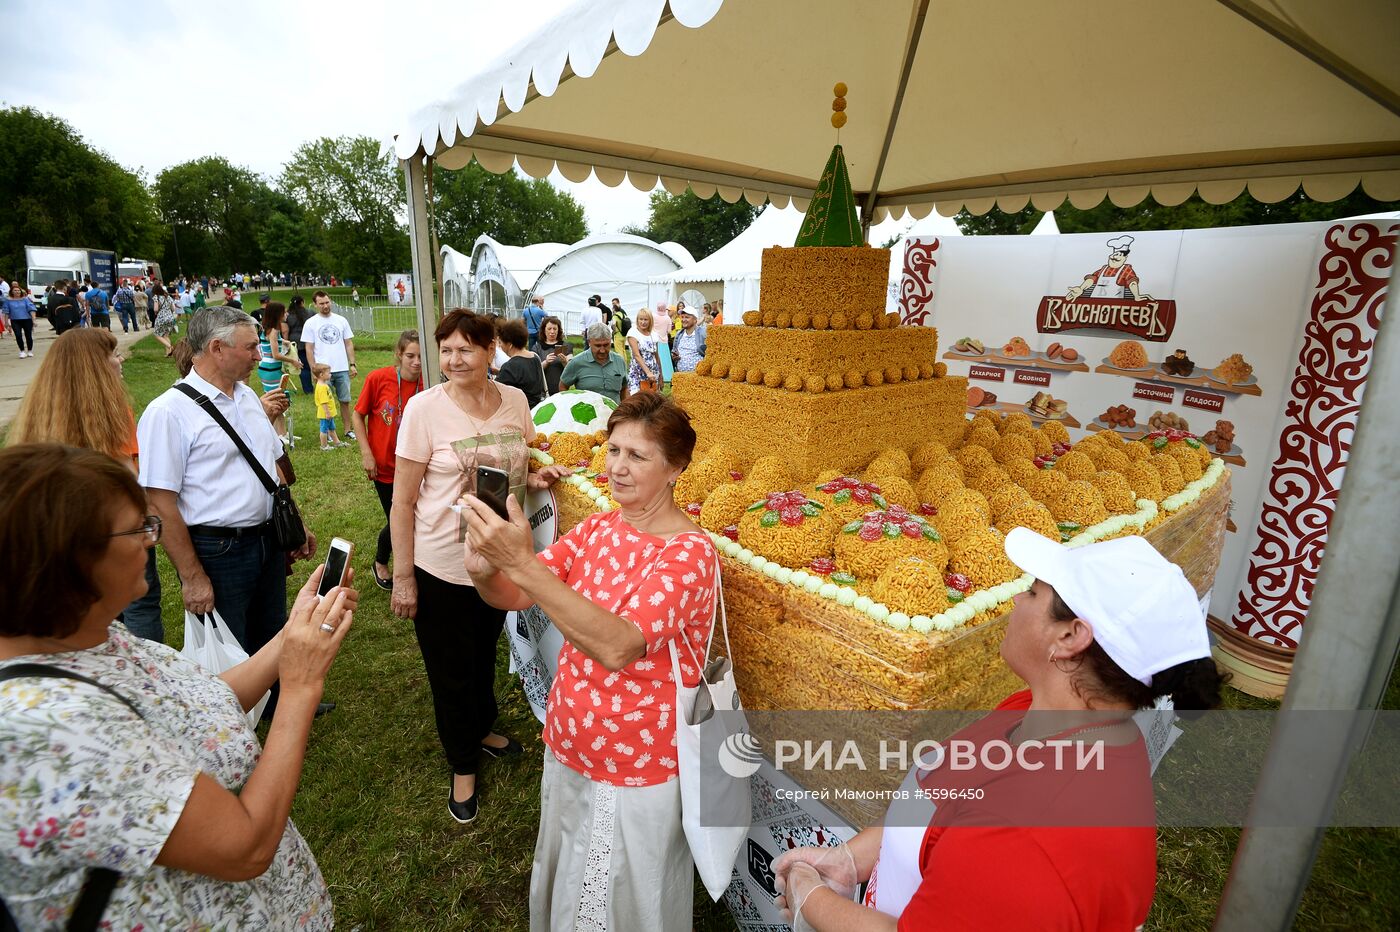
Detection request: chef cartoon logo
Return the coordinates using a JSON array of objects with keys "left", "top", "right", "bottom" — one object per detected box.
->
[{"left": 1036, "top": 234, "right": 1177, "bottom": 341}]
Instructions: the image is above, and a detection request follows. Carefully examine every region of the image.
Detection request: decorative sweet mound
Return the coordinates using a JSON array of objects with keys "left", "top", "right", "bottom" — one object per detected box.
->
[
  {"left": 874, "top": 476, "right": 919, "bottom": 511},
  {"left": 1039, "top": 420, "right": 1071, "bottom": 446},
  {"left": 531, "top": 389, "right": 617, "bottom": 434},
  {"left": 1126, "top": 461, "right": 1165, "bottom": 501},
  {"left": 915, "top": 464, "right": 963, "bottom": 504},
  {"left": 674, "top": 458, "right": 731, "bottom": 507},
  {"left": 948, "top": 528, "right": 1020, "bottom": 590},
  {"left": 811, "top": 475, "right": 890, "bottom": 526},
  {"left": 758, "top": 246, "right": 888, "bottom": 322},
  {"left": 834, "top": 506, "right": 947, "bottom": 581},
  {"left": 699, "top": 482, "right": 753, "bottom": 534},
  {"left": 1053, "top": 450, "right": 1097, "bottom": 481},
  {"left": 999, "top": 413, "right": 1035, "bottom": 436},
  {"left": 1152, "top": 454, "right": 1186, "bottom": 494},
  {"left": 1109, "top": 340, "right": 1150, "bottom": 369},
  {"left": 1003, "top": 458, "right": 1038, "bottom": 485},
  {"left": 986, "top": 484, "right": 1034, "bottom": 522},
  {"left": 910, "top": 440, "right": 950, "bottom": 474},
  {"left": 1050, "top": 480, "right": 1110, "bottom": 531},
  {"left": 1025, "top": 469, "right": 1069, "bottom": 504},
  {"left": 1168, "top": 444, "right": 1205, "bottom": 482},
  {"left": 539, "top": 432, "right": 595, "bottom": 468},
  {"left": 873, "top": 555, "right": 954, "bottom": 619},
  {"left": 967, "top": 465, "right": 1011, "bottom": 497},
  {"left": 699, "top": 326, "right": 941, "bottom": 389},
  {"left": 955, "top": 444, "right": 996, "bottom": 475},
  {"left": 993, "top": 434, "right": 1035, "bottom": 465},
  {"left": 996, "top": 501, "right": 1060, "bottom": 540},
  {"left": 746, "top": 455, "right": 793, "bottom": 493},
  {"left": 737, "top": 490, "right": 835, "bottom": 566},
  {"left": 864, "top": 454, "right": 911, "bottom": 482},
  {"left": 1122, "top": 441, "right": 1151, "bottom": 461}
]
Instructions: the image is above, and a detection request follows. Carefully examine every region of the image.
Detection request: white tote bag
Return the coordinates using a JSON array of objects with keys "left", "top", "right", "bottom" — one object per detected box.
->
[
  {"left": 182, "top": 610, "right": 270, "bottom": 728},
  {"left": 669, "top": 567, "right": 751, "bottom": 900}
]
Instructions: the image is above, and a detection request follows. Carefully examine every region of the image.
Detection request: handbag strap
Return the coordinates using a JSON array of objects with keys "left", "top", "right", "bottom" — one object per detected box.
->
[
  {"left": 0, "top": 664, "right": 135, "bottom": 932},
  {"left": 174, "top": 382, "right": 278, "bottom": 494},
  {"left": 671, "top": 552, "right": 730, "bottom": 678}
]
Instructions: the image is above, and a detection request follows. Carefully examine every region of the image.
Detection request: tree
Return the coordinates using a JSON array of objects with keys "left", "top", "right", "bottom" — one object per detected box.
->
[
  {"left": 432, "top": 160, "right": 588, "bottom": 250},
  {"left": 954, "top": 188, "right": 1399, "bottom": 236},
  {"left": 153, "top": 156, "right": 271, "bottom": 273},
  {"left": 0, "top": 106, "right": 162, "bottom": 279},
  {"left": 626, "top": 190, "right": 762, "bottom": 261},
  {"left": 280, "top": 135, "right": 410, "bottom": 284}
]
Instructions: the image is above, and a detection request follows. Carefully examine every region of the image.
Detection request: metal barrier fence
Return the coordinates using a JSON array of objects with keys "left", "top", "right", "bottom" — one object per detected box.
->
[{"left": 333, "top": 300, "right": 421, "bottom": 336}]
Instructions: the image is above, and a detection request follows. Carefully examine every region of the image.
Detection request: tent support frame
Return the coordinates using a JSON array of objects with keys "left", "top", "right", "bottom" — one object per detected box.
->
[
  {"left": 403, "top": 156, "right": 442, "bottom": 385},
  {"left": 1217, "top": 0, "right": 1400, "bottom": 118},
  {"left": 1214, "top": 253, "right": 1400, "bottom": 930},
  {"left": 858, "top": 0, "right": 930, "bottom": 242}
]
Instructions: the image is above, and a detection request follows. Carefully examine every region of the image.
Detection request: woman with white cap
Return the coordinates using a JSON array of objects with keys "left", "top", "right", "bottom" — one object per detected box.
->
[{"left": 773, "top": 528, "right": 1226, "bottom": 931}]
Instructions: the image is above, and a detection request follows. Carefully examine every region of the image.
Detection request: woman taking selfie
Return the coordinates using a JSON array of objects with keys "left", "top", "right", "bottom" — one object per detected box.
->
[
  {"left": 0, "top": 444, "right": 358, "bottom": 930},
  {"left": 531, "top": 315, "right": 571, "bottom": 396}
]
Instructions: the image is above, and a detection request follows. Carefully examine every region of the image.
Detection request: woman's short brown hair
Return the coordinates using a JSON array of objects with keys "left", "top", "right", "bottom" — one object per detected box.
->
[
  {"left": 434, "top": 308, "right": 496, "bottom": 350},
  {"left": 539, "top": 315, "right": 564, "bottom": 342},
  {"left": 0, "top": 444, "right": 145, "bottom": 638},
  {"left": 606, "top": 393, "right": 697, "bottom": 470},
  {"left": 497, "top": 318, "right": 528, "bottom": 350}
]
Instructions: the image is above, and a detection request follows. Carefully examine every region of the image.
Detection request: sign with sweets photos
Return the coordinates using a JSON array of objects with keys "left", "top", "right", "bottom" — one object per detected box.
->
[{"left": 900, "top": 217, "right": 1400, "bottom": 649}]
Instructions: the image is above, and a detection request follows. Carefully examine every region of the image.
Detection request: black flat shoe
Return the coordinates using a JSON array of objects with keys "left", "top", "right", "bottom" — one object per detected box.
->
[
  {"left": 371, "top": 565, "right": 393, "bottom": 590},
  {"left": 448, "top": 787, "right": 478, "bottom": 824},
  {"left": 480, "top": 736, "right": 523, "bottom": 758},
  {"left": 315, "top": 701, "right": 336, "bottom": 717}
]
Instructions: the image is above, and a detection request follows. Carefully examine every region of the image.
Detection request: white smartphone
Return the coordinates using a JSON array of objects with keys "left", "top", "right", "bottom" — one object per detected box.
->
[{"left": 317, "top": 537, "right": 354, "bottom": 599}]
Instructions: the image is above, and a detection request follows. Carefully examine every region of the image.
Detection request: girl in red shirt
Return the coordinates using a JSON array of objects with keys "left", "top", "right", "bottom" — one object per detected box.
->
[
  {"left": 351, "top": 331, "right": 423, "bottom": 589},
  {"left": 773, "top": 529, "right": 1227, "bottom": 931}
]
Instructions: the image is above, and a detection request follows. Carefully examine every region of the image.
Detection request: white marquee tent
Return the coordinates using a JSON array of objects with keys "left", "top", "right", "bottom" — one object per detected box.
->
[
  {"left": 442, "top": 233, "right": 693, "bottom": 326},
  {"left": 390, "top": 5, "right": 1400, "bottom": 922}
]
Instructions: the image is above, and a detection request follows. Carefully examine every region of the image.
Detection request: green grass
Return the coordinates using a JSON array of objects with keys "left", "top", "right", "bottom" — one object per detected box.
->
[{"left": 112, "top": 332, "right": 1398, "bottom": 930}]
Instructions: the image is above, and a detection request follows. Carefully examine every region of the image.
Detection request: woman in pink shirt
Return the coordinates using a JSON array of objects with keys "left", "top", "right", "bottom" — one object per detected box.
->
[
  {"left": 389, "top": 309, "right": 570, "bottom": 825},
  {"left": 459, "top": 393, "right": 718, "bottom": 931}
]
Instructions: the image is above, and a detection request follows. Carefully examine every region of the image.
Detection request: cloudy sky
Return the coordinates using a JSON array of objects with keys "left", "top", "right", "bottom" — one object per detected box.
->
[{"left": 5, "top": 0, "right": 657, "bottom": 234}]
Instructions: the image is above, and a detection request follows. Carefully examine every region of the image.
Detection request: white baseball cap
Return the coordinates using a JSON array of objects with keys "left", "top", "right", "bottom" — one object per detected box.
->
[{"left": 1003, "top": 528, "right": 1211, "bottom": 685}]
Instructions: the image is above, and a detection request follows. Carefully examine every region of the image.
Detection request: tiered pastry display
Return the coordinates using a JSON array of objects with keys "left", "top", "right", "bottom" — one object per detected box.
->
[{"left": 527, "top": 103, "right": 1232, "bottom": 712}]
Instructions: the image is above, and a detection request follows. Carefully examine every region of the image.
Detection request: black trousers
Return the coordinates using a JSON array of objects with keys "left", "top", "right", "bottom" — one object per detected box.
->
[
  {"left": 373, "top": 479, "right": 394, "bottom": 566},
  {"left": 10, "top": 318, "right": 33, "bottom": 351},
  {"left": 412, "top": 567, "right": 507, "bottom": 775}
]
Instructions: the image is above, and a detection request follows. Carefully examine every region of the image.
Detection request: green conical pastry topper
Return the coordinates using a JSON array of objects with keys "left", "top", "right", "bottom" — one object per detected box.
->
[{"left": 795, "top": 82, "right": 863, "bottom": 248}]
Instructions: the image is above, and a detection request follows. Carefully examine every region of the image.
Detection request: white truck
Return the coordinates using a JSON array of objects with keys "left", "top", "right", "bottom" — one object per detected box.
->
[{"left": 25, "top": 246, "right": 117, "bottom": 305}]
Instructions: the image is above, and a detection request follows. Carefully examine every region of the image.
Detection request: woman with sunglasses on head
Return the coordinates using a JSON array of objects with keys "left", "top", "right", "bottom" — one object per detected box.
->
[
  {"left": 0, "top": 444, "right": 358, "bottom": 931},
  {"left": 6, "top": 329, "right": 169, "bottom": 642}
]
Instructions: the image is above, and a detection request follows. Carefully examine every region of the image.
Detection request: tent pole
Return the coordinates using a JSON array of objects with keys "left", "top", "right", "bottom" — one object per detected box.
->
[
  {"left": 859, "top": 0, "right": 929, "bottom": 242},
  {"left": 1214, "top": 237, "right": 1400, "bottom": 930},
  {"left": 403, "top": 155, "right": 441, "bottom": 385}
]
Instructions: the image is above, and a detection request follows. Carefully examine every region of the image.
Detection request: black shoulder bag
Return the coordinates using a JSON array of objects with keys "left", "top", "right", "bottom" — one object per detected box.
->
[
  {"left": 0, "top": 664, "right": 145, "bottom": 932},
  {"left": 175, "top": 383, "right": 307, "bottom": 552}
]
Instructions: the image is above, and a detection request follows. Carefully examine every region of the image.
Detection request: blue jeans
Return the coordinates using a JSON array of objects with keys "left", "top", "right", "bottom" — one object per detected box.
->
[
  {"left": 296, "top": 341, "right": 314, "bottom": 393},
  {"left": 116, "top": 305, "right": 138, "bottom": 331},
  {"left": 118, "top": 547, "right": 164, "bottom": 642},
  {"left": 188, "top": 532, "right": 287, "bottom": 656}
]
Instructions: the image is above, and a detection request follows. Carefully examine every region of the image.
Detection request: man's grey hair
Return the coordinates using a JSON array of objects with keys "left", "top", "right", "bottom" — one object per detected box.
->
[
  {"left": 189, "top": 306, "right": 257, "bottom": 354},
  {"left": 584, "top": 322, "right": 613, "bottom": 343}
]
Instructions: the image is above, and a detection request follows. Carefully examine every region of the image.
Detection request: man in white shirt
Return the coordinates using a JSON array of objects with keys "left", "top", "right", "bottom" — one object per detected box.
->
[
  {"left": 138, "top": 306, "right": 316, "bottom": 667},
  {"left": 301, "top": 290, "right": 358, "bottom": 439},
  {"left": 580, "top": 296, "right": 604, "bottom": 339}
]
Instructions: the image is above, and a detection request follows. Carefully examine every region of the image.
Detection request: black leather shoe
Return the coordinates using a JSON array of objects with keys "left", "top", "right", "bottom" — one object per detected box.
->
[
  {"left": 480, "top": 736, "right": 523, "bottom": 758},
  {"left": 448, "top": 788, "right": 478, "bottom": 824},
  {"left": 371, "top": 565, "right": 393, "bottom": 591},
  {"left": 315, "top": 701, "right": 336, "bottom": 717}
]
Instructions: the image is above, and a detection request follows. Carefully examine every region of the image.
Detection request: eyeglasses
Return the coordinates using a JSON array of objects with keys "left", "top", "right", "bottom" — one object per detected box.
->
[{"left": 110, "top": 515, "right": 162, "bottom": 544}]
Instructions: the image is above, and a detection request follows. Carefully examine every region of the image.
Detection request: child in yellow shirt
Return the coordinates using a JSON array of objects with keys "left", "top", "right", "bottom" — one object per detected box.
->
[{"left": 313, "top": 363, "right": 345, "bottom": 450}]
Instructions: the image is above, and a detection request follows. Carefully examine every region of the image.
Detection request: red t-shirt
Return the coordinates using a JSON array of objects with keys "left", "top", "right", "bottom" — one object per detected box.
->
[
  {"left": 536, "top": 511, "right": 717, "bottom": 787},
  {"left": 353, "top": 366, "right": 422, "bottom": 483},
  {"left": 898, "top": 690, "right": 1157, "bottom": 931}
]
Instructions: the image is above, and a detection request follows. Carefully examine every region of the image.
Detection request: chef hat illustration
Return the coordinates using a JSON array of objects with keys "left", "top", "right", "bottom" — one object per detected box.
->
[{"left": 1107, "top": 234, "right": 1135, "bottom": 254}]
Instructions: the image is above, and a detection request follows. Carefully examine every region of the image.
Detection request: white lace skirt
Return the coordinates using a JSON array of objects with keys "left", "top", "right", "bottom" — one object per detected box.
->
[{"left": 530, "top": 749, "right": 693, "bottom": 931}]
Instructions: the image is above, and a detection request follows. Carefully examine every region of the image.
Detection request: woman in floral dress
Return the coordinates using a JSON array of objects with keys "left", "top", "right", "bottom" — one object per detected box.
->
[
  {"left": 0, "top": 444, "right": 358, "bottom": 930},
  {"left": 625, "top": 308, "right": 660, "bottom": 393}
]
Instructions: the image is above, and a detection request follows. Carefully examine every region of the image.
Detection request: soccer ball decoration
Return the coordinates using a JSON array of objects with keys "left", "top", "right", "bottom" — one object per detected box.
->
[{"left": 531, "top": 389, "right": 618, "bottom": 435}]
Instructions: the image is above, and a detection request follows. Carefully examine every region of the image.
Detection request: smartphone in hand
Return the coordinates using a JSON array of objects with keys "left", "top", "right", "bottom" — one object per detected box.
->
[
  {"left": 475, "top": 465, "right": 512, "bottom": 520},
  {"left": 317, "top": 537, "right": 354, "bottom": 599}
]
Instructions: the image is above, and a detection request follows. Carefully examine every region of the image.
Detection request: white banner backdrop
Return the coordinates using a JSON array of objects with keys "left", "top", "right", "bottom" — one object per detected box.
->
[{"left": 899, "top": 219, "right": 1398, "bottom": 647}]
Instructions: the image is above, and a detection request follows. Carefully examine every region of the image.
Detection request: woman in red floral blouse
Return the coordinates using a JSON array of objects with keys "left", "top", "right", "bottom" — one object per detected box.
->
[{"left": 459, "top": 392, "right": 717, "bottom": 932}]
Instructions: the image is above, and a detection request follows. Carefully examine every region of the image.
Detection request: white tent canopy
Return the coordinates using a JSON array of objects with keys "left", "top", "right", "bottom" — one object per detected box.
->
[
  {"left": 392, "top": 0, "right": 1400, "bottom": 222},
  {"left": 454, "top": 232, "right": 694, "bottom": 328}
]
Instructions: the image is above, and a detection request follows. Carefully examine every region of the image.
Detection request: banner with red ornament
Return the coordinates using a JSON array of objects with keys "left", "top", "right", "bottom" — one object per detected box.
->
[{"left": 899, "top": 218, "right": 1400, "bottom": 648}]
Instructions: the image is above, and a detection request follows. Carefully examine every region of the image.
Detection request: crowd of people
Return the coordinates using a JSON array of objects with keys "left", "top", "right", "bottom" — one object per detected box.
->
[{"left": 0, "top": 294, "right": 1226, "bottom": 930}]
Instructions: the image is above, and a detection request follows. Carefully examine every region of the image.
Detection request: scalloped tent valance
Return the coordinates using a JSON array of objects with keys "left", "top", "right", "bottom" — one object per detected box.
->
[{"left": 390, "top": 0, "right": 1400, "bottom": 219}]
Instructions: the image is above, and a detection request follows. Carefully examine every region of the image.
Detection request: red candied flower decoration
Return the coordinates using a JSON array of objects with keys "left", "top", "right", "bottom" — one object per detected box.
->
[
  {"left": 537, "top": 441, "right": 551, "bottom": 451},
  {"left": 945, "top": 573, "right": 973, "bottom": 593},
  {"left": 857, "top": 524, "right": 883, "bottom": 542},
  {"left": 730, "top": 470, "right": 745, "bottom": 482},
  {"left": 721, "top": 525, "right": 740, "bottom": 541},
  {"left": 809, "top": 557, "right": 836, "bottom": 576},
  {"left": 918, "top": 502, "right": 938, "bottom": 516},
  {"left": 685, "top": 503, "right": 702, "bottom": 517}
]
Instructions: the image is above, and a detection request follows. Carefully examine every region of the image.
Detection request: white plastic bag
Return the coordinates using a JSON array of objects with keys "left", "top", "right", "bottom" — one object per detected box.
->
[
  {"left": 182, "top": 610, "right": 269, "bottom": 728},
  {"left": 670, "top": 568, "right": 751, "bottom": 900}
]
